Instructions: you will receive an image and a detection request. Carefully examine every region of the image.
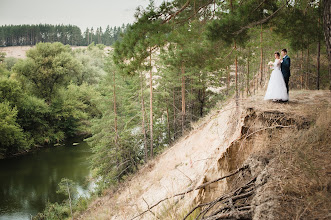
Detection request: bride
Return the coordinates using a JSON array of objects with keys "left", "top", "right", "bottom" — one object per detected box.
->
[{"left": 264, "top": 52, "right": 289, "bottom": 101}]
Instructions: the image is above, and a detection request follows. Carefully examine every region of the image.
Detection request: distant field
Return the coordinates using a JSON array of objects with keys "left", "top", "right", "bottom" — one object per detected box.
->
[{"left": 0, "top": 46, "right": 112, "bottom": 59}]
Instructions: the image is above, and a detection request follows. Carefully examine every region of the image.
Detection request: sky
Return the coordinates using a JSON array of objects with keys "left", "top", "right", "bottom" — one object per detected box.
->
[{"left": 0, "top": 0, "right": 165, "bottom": 31}]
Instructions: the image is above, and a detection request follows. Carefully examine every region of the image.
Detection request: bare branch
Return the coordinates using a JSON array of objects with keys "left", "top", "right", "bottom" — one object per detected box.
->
[
  {"left": 142, "top": 197, "right": 159, "bottom": 219},
  {"left": 130, "top": 165, "right": 249, "bottom": 220}
]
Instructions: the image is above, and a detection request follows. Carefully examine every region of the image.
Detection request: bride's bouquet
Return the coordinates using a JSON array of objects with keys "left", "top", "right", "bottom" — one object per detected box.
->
[{"left": 268, "top": 61, "right": 273, "bottom": 69}]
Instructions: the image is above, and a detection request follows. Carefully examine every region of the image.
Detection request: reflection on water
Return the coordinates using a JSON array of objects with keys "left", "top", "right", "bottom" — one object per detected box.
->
[{"left": 0, "top": 138, "right": 92, "bottom": 220}]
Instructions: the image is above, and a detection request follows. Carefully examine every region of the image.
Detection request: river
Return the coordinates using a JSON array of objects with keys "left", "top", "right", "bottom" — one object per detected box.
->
[{"left": 0, "top": 138, "right": 93, "bottom": 220}]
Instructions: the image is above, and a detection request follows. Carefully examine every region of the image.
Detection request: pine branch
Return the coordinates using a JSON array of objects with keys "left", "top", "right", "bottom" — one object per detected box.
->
[
  {"left": 162, "top": 0, "right": 191, "bottom": 24},
  {"left": 234, "top": 1, "right": 288, "bottom": 36}
]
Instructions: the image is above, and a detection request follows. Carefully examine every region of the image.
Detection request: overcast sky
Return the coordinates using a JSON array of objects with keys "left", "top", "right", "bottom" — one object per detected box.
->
[{"left": 0, "top": 0, "right": 164, "bottom": 31}]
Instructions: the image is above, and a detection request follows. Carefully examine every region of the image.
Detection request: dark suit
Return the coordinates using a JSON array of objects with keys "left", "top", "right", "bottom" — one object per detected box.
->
[{"left": 281, "top": 55, "right": 290, "bottom": 93}]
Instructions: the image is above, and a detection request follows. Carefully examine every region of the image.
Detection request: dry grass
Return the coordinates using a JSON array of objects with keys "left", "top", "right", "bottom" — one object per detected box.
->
[{"left": 273, "top": 107, "right": 331, "bottom": 219}]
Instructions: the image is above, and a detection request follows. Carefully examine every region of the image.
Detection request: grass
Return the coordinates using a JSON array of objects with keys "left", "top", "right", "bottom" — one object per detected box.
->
[{"left": 273, "top": 107, "right": 331, "bottom": 219}]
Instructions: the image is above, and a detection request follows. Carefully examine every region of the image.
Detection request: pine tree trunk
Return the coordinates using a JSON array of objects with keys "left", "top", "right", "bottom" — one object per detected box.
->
[
  {"left": 317, "top": 40, "right": 321, "bottom": 90},
  {"left": 113, "top": 70, "right": 120, "bottom": 181},
  {"left": 323, "top": 0, "right": 331, "bottom": 90},
  {"left": 253, "top": 64, "right": 255, "bottom": 95},
  {"left": 113, "top": 70, "right": 118, "bottom": 145},
  {"left": 199, "top": 88, "right": 205, "bottom": 117},
  {"left": 149, "top": 48, "right": 153, "bottom": 158},
  {"left": 306, "top": 46, "right": 309, "bottom": 89},
  {"left": 256, "top": 62, "right": 259, "bottom": 93},
  {"left": 247, "top": 54, "right": 250, "bottom": 97},
  {"left": 140, "top": 71, "right": 148, "bottom": 161},
  {"left": 301, "top": 50, "right": 304, "bottom": 89},
  {"left": 226, "top": 66, "right": 230, "bottom": 95},
  {"left": 166, "top": 100, "right": 171, "bottom": 145},
  {"left": 66, "top": 180, "right": 73, "bottom": 219},
  {"left": 243, "top": 66, "right": 245, "bottom": 98},
  {"left": 190, "top": 78, "right": 193, "bottom": 122},
  {"left": 260, "top": 24, "right": 263, "bottom": 87},
  {"left": 173, "top": 88, "right": 176, "bottom": 140},
  {"left": 235, "top": 55, "right": 239, "bottom": 108},
  {"left": 234, "top": 41, "right": 238, "bottom": 98},
  {"left": 90, "top": 30, "right": 93, "bottom": 45},
  {"left": 181, "top": 62, "right": 186, "bottom": 134}
]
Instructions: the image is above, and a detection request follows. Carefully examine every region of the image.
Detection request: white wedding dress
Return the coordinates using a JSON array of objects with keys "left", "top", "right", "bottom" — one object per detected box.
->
[{"left": 264, "top": 59, "right": 289, "bottom": 101}]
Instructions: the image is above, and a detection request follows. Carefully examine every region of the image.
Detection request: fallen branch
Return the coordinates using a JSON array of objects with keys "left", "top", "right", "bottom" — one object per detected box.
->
[
  {"left": 142, "top": 197, "right": 159, "bottom": 219},
  {"left": 204, "top": 210, "right": 252, "bottom": 220},
  {"left": 176, "top": 167, "right": 193, "bottom": 184},
  {"left": 183, "top": 176, "right": 256, "bottom": 220},
  {"left": 130, "top": 165, "right": 249, "bottom": 220}
]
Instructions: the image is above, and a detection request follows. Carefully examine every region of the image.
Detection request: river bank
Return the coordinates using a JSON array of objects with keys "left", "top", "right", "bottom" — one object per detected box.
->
[
  {"left": 0, "top": 137, "right": 93, "bottom": 220},
  {"left": 0, "top": 133, "right": 91, "bottom": 160}
]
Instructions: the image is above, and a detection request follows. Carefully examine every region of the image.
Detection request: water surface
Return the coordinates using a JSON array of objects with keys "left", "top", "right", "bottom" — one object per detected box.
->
[{"left": 0, "top": 138, "right": 92, "bottom": 220}]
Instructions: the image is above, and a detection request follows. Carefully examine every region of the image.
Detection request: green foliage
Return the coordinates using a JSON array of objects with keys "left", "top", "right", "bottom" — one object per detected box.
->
[
  {"left": 0, "top": 52, "right": 6, "bottom": 62},
  {"left": 50, "top": 84, "right": 90, "bottom": 137},
  {"left": 0, "top": 77, "right": 23, "bottom": 104},
  {"left": 87, "top": 56, "right": 142, "bottom": 184},
  {"left": 4, "top": 57, "right": 18, "bottom": 70},
  {"left": 13, "top": 42, "right": 82, "bottom": 101},
  {"left": 274, "top": 4, "right": 323, "bottom": 51},
  {"left": 0, "top": 102, "right": 28, "bottom": 156},
  {"left": 0, "top": 63, "right": 11, "bottom": 77},
  {"left": 72, "top": 44, "right": 106, "bottom": 85},
  {"left": 0, "top": 42, "right": 105, "bottom": 156},
  {"left": 207, "top": 0, "right": 278, "bottom": 45},
  {"left": 56, "top": 178, "right": 78, "bottom": 198},
  {"left": 113, "top": 1, "right": 170, "bottom": 74},
  {"left": 34, "top": 178, "right": 92, "bottom": 220},
  {"left": 33, "top": 202, "right": 71, "bottom": 220},
  {"left": 17, "top": 94, "right": 51, "bottom": 144}
]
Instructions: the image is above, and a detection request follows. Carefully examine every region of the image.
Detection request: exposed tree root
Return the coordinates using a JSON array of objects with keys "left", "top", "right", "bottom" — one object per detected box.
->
[
  {"left": 183, "top": 176, "right": 257, "bottom": 220},
  {"left": 130, "top": 165, "right": 249, "bottom": 220}
]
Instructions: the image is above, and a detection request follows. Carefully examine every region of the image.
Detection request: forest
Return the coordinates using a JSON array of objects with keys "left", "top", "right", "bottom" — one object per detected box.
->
[
  {"left": 0, "top": 0, "right": 330, "bottom": 217},
  {"left": 0, "top": 24, "right": 129, "bottom": 46}
]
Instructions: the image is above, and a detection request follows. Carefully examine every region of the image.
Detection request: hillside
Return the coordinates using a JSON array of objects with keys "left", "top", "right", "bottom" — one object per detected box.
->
[
  {"left": 0, "top": 46, "right": 112, "bottom": 59},
  {"left": 78, "top": 90, "right": 331, "bottom": 220}
]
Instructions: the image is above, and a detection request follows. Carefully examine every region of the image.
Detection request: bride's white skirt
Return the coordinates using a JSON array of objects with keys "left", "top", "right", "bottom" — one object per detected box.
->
[{"left": 264, "top": 68, "right": 289, "bottom": 101}]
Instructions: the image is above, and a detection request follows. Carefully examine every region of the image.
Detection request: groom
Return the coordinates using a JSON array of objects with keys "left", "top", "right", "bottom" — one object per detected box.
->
[{"left": 281, "top": 49, "right": 290, "bottom": 95}]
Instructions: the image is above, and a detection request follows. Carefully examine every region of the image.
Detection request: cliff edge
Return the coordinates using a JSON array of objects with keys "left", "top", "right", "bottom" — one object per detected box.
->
[{"left": 78, "top": 90, "right": 330, "bottom": 220}]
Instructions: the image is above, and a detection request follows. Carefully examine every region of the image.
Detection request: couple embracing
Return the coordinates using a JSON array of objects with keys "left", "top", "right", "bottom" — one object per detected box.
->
[{"left": 264, "top": 49, "right": 291, "bottom": 102}]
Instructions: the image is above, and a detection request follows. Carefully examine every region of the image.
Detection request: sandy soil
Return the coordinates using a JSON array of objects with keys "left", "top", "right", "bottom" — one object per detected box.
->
[
  {"left": 0, "top": 46, "right": 34, "bottom": 59},
  {"left": 77, "top": 90, "right": 330, "bottom": 220},
  {"left": 0, "top": 46, "right": 112, "bottom": 59}
]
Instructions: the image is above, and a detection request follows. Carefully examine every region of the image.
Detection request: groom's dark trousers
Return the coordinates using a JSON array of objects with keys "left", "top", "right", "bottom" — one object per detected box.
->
[{"left": 281, "top": 55, "right": 291, "bottom": 93}]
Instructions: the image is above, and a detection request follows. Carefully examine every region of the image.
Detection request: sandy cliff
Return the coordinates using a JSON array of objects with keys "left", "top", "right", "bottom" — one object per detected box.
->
[{"left": 78, "top": 90, "right": 330, "bottom": 220}]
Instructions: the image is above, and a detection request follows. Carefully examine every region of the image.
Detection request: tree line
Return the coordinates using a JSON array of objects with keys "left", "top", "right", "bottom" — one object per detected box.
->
[
  {"left": 0, "top": 24, "right": 129, "bottom": 47},
  {"left": 1, "top": 0, "right": 329, "bottom": 218}
]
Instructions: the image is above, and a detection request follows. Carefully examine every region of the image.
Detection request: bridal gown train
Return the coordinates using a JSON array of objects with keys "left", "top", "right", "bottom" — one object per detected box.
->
[{"left": 264, "top": 59, "right": 289, "bottom": 101}]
